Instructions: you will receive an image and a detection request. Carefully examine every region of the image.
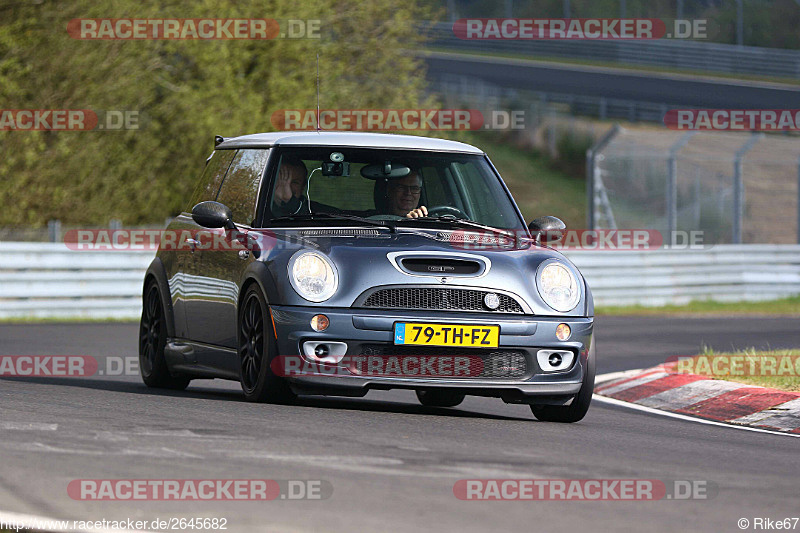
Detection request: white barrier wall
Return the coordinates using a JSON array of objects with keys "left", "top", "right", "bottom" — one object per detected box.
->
[
  {"left": 0, "top": 242, "right": 153, "bottom": 319},
  {"left": 1, "top": 243, "right": 799, "bottom": 319},
  {"left": 568, "top": 245, "right": 800, "bottom": 307}
]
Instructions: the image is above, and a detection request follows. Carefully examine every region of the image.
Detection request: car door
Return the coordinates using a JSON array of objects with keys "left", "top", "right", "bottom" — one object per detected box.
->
[
  {"left": 168, "top": 149, "right": 236, "bottom": 340},
  {"left": 187, "top": 148, "right": 271, "bottom": 351}
]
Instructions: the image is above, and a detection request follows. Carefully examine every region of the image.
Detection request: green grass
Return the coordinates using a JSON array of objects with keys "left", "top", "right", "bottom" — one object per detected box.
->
[
  {"left": 468, "top": 134, "right": 586, "bottom": 230},
  {"left": 596, "top": 295, "right": 800, "bottom": 316},
  {"left": 679, "top": 348, "right": 800, "bottom": 392},
  {"left": 429, "top": 47, "right": 800, "bottom": 87}
]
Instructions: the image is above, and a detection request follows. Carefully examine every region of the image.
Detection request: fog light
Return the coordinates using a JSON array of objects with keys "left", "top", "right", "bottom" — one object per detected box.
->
[
  {"left": 302, "top": 341, "right": 347, "bottom": 363},
  {"left": 310, "top": 314, "right": 329, "bottom": 332},
  {"left": 537, "top": 349, "right": 575, "bottom": 372},
  {"left": 314, "top": 344, "right": 330, "bottom": 357},
  {"left": 555, "top": 323, "right": 571, "bottom": 341}
]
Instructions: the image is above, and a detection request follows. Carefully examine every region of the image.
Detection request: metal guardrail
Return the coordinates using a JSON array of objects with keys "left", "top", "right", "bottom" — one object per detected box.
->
[
  {"left": 430, "top": 74, "right": 670, "bottom": 123},
  {"left": 1, "top": 243, "right": 798, "bottom": 319},
  {"left": 426, "top": 22, "right": 800, "bottom": 79},
  {"left": 569, "top": 244, "right": 800, "bottom": 307},
  {"left": 0, "top": 243, "right": 153, "bottom": 320}
]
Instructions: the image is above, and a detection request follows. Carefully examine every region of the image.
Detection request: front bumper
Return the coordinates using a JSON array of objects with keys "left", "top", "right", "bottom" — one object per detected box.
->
[{"left": 270, "top": 305, "right": 593, "bottom": 404}]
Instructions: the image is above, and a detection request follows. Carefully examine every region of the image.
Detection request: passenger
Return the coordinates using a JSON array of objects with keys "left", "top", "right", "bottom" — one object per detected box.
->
[{"left": 271, "top": 157, "right": 337, "bottom": 217}]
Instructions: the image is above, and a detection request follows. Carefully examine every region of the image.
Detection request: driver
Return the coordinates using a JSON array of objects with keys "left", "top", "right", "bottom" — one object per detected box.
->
[{"left": 386, "top": 171, "right": 427, "bottom": 218}]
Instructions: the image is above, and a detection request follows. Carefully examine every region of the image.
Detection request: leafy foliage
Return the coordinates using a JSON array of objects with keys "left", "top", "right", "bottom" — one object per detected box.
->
[{"left": 0, "top": 0, "right": 434, "bottom": 226}]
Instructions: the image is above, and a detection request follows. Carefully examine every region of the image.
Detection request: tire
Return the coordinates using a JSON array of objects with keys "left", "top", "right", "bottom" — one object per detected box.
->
[
  {"left": 139, "top": 280, "right": 191, "bottom": 390},
  {"left": 530, "top": 341, "right": 595, "bottom": 423},
  {"left": 416, "top": 389, "right": 465, "bottom": 408},
  {"left": 238, "top": 285, "right": 296, "bottom": 404}
]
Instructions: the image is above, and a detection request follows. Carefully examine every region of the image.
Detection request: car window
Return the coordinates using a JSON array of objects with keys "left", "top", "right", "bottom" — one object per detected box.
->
[
  {"left": 416, "top": 167, "right": 441, "bottom": 206},
  {"left": 216, "top": 149, "right": 270, "bottom": 226},
  {"left": 264, "top": 148, "right": 525, "bottom": 229},
  {"left": 309, "top": 162, "right": 375, "bottom": 211},
  {"left": 187, "top": 149, "right": 237, "bottom": 211},
  {"left": 452, "top": 161, "right": 515, "bottom": 228}
]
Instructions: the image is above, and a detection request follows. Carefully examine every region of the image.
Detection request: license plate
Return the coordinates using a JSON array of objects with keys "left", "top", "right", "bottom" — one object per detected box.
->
[{"left": 394, "top": 323, "right": 500, "bottom": 348}]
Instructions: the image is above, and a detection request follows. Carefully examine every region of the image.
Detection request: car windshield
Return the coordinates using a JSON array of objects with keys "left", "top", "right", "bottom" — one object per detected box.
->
[{"left": 266, "top": 147, "right": 525, "bottom": 231}]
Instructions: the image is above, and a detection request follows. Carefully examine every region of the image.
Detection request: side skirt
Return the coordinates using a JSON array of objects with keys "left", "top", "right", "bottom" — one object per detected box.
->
[{"left": 165, "top": 339, "right": 240, "bottom": 381}]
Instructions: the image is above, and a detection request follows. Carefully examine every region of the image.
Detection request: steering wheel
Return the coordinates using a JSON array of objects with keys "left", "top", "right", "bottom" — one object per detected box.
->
[{"left": 426, "top": 205, "right": 469, "bottom": 219}]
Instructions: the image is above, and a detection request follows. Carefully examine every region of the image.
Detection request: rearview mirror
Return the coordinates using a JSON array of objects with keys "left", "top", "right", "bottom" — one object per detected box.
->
[
  {"left": 192, "top": 201, "right": 236, "bottom": 230},
  {"left": 528, "top": 216, "right": 566, "bottom": 244},
  {"left": 360, "top": 162, "right": 411, "bottom": 180}
]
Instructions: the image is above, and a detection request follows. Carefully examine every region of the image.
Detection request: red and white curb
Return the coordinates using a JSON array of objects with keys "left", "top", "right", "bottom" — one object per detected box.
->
[{"left": 594, "top": 364, "right": 800, "bottom": 435}]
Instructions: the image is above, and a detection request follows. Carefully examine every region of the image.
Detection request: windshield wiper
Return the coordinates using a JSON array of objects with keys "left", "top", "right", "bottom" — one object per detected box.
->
[
  {"left": 406, "top": 215, "right": 514, "bottom": 238},
  {"left": 270, "top": 213, "right": 395, "bottom": 231}
]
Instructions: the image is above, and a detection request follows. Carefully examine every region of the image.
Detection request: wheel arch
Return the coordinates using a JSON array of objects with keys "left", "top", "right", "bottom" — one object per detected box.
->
[
  {"left": 584, "top": 278, "right": 594, "bottom": 317},
  {"left": 143, "top": 257, "right": 176, "bottom": 338},
  {"left": 237, "top": 261, "right": 280, "bottom": 317}
]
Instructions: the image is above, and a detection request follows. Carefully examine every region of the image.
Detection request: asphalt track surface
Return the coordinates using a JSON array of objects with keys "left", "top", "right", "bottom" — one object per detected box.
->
[
  {"left": 0, "top": 317, "right": 798, "bottom": 533},
  {"left": 425, "top": 52, "right": 800, "bottom": 109}
]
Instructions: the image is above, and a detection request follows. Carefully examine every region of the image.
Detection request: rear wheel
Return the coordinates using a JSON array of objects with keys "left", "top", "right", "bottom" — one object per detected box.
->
[
  {"left": 416, "top": 389, "right": 465, "bottom": 408},
  {"left": 139, "top": 280, "right": 190, "bottom": 390},
  {"left": 530, "top": 342, "right": 595, "bottom": 423},
  {"left": 238, "top": 285, "right": 296, "bottom": 404}
]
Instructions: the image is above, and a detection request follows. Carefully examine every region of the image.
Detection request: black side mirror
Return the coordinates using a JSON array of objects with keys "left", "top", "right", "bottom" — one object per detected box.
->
[
  {"left": 528, "top": 216, "right": 566, "bottom": 244},
  {"left": 192, "top": 201, "right": 236, "bottom": 230}
]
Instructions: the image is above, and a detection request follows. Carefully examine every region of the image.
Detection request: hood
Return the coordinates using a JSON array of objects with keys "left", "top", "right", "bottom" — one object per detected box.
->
[{"left": 250, "top": 227, "right": 589, "bottom": 317}]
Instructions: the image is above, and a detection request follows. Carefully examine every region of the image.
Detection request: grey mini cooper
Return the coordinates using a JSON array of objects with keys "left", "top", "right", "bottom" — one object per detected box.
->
[{"left": 140, "top": 131, "right": 595, "bottom": 422}]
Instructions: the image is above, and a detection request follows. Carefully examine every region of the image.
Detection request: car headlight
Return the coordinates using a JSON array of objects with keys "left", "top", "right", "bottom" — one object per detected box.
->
[
  {"left": 290, "top": 252, "right": 338, "bottom": 302},
  {"left": 536, "top": 262, "right": 580, "bottom": 312}
]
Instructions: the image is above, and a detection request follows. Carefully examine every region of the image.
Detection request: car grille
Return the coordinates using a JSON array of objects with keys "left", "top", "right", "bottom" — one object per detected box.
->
[
  {"left": 357, "top": 344, "right": 528, "bottom": 379},
  {"left": 360, "top": 288, "right": 524, "bottom": 313}
]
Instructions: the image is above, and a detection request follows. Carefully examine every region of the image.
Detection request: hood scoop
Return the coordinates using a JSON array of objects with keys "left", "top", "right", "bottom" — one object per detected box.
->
[{"left": 398, "top": 256, "right": 485, "bottom": 277}]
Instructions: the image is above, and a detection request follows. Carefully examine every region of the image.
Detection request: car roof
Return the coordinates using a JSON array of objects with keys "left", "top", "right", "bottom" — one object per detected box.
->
[{"left": 214, "top": 131, "right": 484, "bottom": 154}]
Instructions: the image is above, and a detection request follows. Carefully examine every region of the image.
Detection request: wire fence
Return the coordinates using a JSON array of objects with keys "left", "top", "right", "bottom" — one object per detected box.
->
[
  {"left": 588, "top": 127, "right": 800, "bottom": 244},
  {"left": 428, "top": 71, "right": 800, "bottom": 245},
  {"left": 430, "top": 72, "right": 670, "bottom": 124}
]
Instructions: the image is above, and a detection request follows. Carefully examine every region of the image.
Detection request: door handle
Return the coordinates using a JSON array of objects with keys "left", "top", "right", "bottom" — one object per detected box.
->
[{"left": 186, "top": 238, "right": 200, "bottom": 252}]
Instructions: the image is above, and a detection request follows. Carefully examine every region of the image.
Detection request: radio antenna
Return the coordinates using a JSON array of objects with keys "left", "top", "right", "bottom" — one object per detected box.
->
[{"left": 316, "top": 53, "right": 320, "bottom": 132}]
